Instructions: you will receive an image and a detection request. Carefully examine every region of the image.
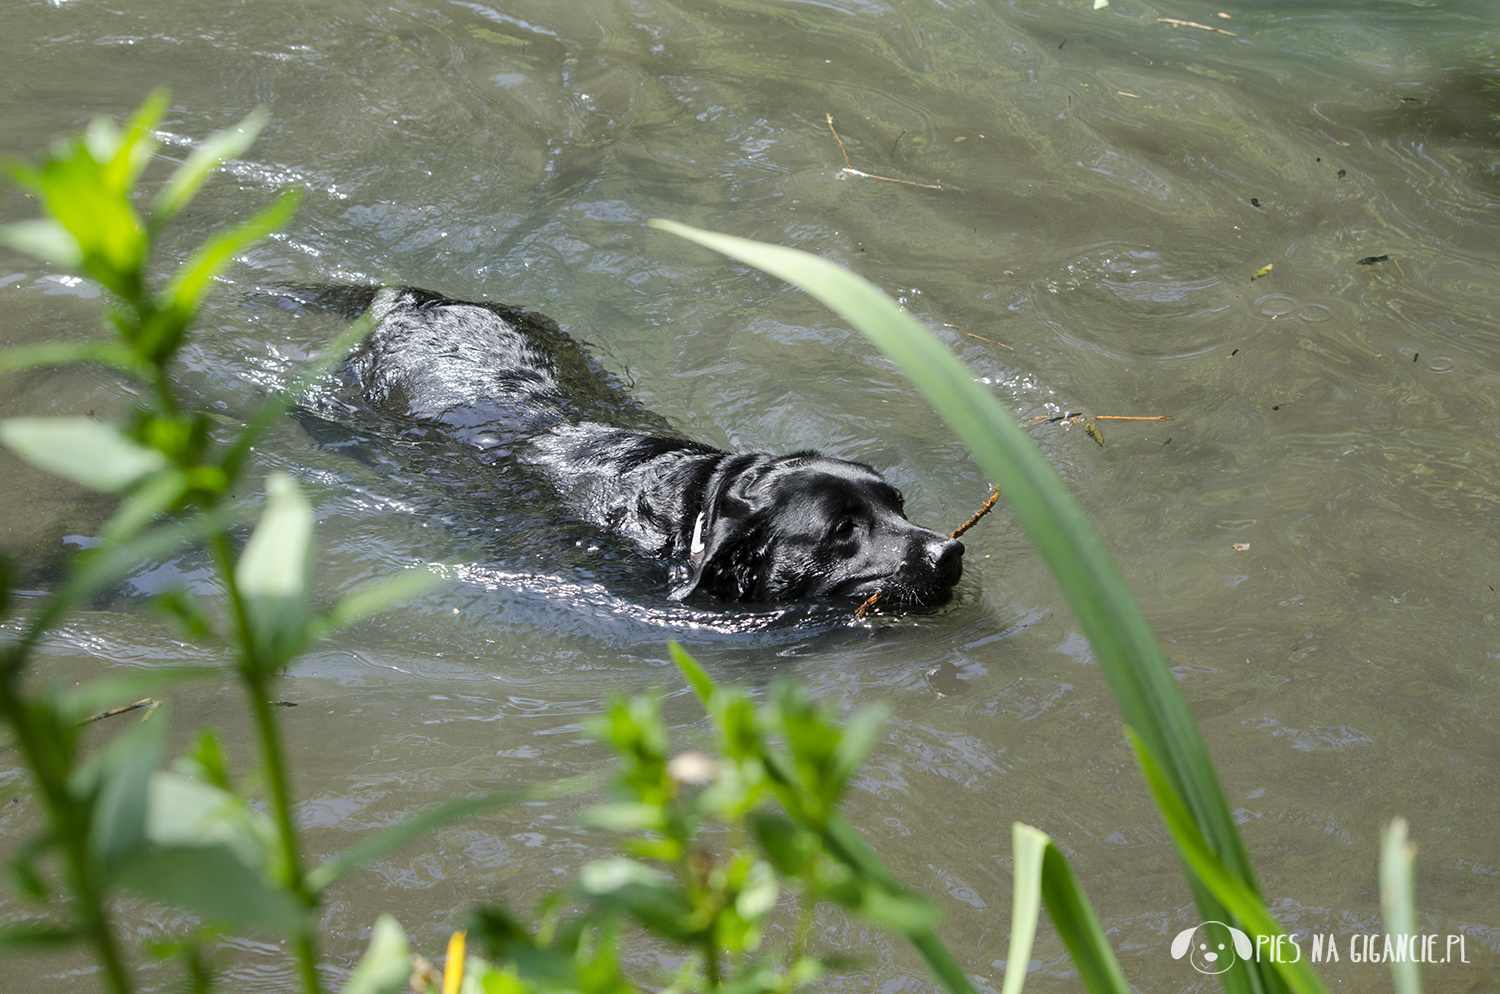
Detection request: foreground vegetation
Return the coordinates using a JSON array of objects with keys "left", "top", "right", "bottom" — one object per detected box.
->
[{"left": 0, "top": 95, "right": 1422, "bottom": 994}]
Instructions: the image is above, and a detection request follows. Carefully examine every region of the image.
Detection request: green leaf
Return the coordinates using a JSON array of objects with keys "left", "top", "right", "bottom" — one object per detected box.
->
[
  {"left": 826, "top": 701, "right": 890, "bottom": 799},
  {"left": 0, "top": 417, "right": 167, "bottom": 492},
  {"left": 341, "top": 915, "right": 412, "bottom": 994},
  {"left": 820, "top": 813, "right": 978, "bottom": 994},
  {"left": 0, "top": 218, "right": 83, "bottom": 268},
  {"left": 1380, "top": 818, "right": 1421, "bottom": 994},
  {"left": 750, "top": 812, "right": 812, "bottom": 878},
  {"left": 669, "top": 640, "right": 715, "bottom": 704},
  {"left": 152, "top": 107, "right": 270, "bottom": 224},
  {"left": 183, "top": 727, "right": 234, "bottom": 792},
  {"left": 146, "top": 771, "right": 274, "bottom": 873},
  {"left": 218, "top": 310, "right": 377, "bottom": 483},
  {"left": 574, "top": 858, "right": 696, "bottom": 941},
  {"left": 100, "top": 468, "right": 191, "bottom": 544},
  {"left": 0, "top": 925, "right": 80, "bottom": 950},
  {"left": 152, "top": 587, "right": 216, "bottom": 642},
  {"left": 0, "top": 340, "right": 141, "bottom": 376},
  {"left": 1004, "top": 823, "right": 1131, "bottom": 994},
  {"left": 113, "top": 843, "right": 304, "bottom": 931},
  {"left": 315, "top": 566, "right": 444, "bottom": 635},
  {"left": 85, "top": 703, "right": 169, "bottom": 873},
  {"left": 235, "top": 471, "right": 314, "bottom": 665},
  {"left": 580, "top": 801, "right": 668, "bottom": 834},
  {"left": 26, "top": 507, "right": 237, "bottom": 654},
  {"left": 1002, "top": 824, "right": 1046, "bottom": 994},
  {"left": 1126, "top": 730, "right": 1328, "bottom": 994},
  {"left": 160, "top": 188, "right": 303, "bottom": 339},
  {"left": 846, "top": 884, "right": 942, "bottom": 934},
  {"left": 8, "top": 833, "right": 57, "bottom": 900},
  {"left": 305, "top": 777, "right": 594, "bottom": 893},
  {"left": 120, "top": 89, "right": 171, "bottom": 186}
]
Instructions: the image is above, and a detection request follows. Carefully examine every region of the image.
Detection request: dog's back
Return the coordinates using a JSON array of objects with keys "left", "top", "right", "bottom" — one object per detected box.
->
[{"left": 299, "top": 286, "right": 673, "bottom": 455}]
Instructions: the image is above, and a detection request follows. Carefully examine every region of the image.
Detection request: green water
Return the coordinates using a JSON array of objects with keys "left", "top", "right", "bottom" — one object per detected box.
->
[{"left": 2, "top": 1, "right": 1497, "bottom": 990}]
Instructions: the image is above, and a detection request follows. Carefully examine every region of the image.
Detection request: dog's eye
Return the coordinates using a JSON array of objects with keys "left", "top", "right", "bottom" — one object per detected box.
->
[{"left": 832, "top": 516, "right": 857, "bottom": 539}]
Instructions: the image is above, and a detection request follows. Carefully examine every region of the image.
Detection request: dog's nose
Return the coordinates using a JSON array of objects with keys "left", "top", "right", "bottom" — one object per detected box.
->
[{"left": 928, "top": 537, "right": 964, "bottom": 585}]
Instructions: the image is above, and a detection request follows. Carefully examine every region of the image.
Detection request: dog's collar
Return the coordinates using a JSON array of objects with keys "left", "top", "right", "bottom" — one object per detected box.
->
[{"left": 689, "top": 511, "right": 707, "bottom": 565}]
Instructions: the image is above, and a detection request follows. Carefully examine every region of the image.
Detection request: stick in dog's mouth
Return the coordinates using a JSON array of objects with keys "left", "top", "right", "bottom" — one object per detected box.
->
[{"left": 854, "top": 486, "right": 1000, "bottom": 618}]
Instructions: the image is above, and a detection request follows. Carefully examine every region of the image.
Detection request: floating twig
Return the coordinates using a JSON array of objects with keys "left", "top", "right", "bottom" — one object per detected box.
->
[
  {"left": 827, "top": 114, "right": 943, "bottom": 190},
  {"left": 1157, "top": 17, "right": 1237, "bottom": 36},
  {"left": 967, "top": 332, "right": 1014, "bottom": 350},
  {"left": 855, "top": 487, "right": 1000, "bottom": 618},
  {"left": 80, "top": 698, "right": 158, "bottom": 725}
]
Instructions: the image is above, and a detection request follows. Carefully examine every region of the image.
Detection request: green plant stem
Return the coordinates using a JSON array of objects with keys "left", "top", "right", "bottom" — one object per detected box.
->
[
  {"left": 208, "top": 531, "right": 324, "bottom": 994},
  {"left": 0, "top": 675, "right": 134, "bottom": 994},
  {"left": 791, "top": 890, "right": 817, "bottom": 962}
]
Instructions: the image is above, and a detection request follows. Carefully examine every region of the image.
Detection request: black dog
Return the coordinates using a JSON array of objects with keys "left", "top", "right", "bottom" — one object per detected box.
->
[{"left": 314, "top": 286, "right": 963, "bottom": 606}]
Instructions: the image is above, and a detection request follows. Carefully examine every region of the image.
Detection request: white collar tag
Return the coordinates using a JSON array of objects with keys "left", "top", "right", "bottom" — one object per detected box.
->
[{"left": 689, "top": 511, "right": 707, "bottom": 562}]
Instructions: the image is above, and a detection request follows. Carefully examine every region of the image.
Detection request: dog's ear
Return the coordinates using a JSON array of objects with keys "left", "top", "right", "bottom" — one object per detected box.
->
[{"left": 667, "top": 462, "right": 770, "bottom": 601}]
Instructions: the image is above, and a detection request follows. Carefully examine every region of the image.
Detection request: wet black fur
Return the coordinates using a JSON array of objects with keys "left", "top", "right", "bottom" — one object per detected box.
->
[{"left": 316, "top": 286, "right": 963, "bottom": 605}]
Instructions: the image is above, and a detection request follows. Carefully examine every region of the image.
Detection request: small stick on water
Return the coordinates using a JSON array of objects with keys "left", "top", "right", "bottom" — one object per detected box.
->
[
  {"left": 966, "top": 332, "right": 1014, "bottom": 350},
  {"left": 80, "top": 698, "right": 158, "bottom": 725},
  {"left": 827, "top": 114, "right": 943, "bottom": 190},
  {"left": 855, "top": 487, "right": 1000, "bottom": 618}
]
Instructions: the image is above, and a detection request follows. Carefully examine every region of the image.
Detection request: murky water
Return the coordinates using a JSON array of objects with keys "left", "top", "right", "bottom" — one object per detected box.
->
[{"left": 3, "top": 0, "right": 1498, "bottom": 990}]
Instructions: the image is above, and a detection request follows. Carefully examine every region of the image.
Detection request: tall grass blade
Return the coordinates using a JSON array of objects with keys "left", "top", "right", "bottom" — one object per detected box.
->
[
  {"left": 152, "top": 106, "right": 270, "bottom": 225},
  {"left": 1126, "top": 729, "right": 1328, "bottom": 994},
  {"left": 1004, "top": 824, "right": 1131, "bottom": 994},
  {"left": 650, "top": 220, "right": 1269, "bottom": 970},
  {"left": 1380, "top": 818, "right": 1421, "bottom": 994}
]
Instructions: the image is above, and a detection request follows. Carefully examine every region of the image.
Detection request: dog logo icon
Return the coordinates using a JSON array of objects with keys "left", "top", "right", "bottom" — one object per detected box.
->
[{"left": 1171, "top": 921, "right": 1253, "bottom": 974}]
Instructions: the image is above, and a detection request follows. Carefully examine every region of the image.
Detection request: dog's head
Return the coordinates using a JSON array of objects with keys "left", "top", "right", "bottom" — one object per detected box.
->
[{"left": 668, "top": 452, "right": 963, "bottom": 606}]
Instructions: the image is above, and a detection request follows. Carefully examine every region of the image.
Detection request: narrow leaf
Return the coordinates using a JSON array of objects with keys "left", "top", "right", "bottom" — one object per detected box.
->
[
  {"left": 341, "top": 915, "right": 412, "bottom": 994},
  {"left": 0, "top": 925, "right": 80, "bottom": 949},
  {"left": 100, "top": 468, "right": 191, "bottom": 544},
  {"left": 0, "top": 218, "right": 83, "bottom": 268},
  {"left": 1380, "top": 818, "right": 1421, "bottom": 994},
  {"left": 0, "top": 417, "right": 166, "bottom": 492},
  {"left": 1037, "top": 836, "right": 1132, "bottom": 994},
  {"left": 315, "top": 566, "right": 444, "bottom": 635},
  {"left": 827, "top": 701, "right": 891, "bottom": 798},
  {"left": 750, "top": 812, "right": 811, "bottom": 878},
  {"left": 217, "top": 310, "right": 376, "bottom": 481},
  {"left": 579, "top": 801, "right": 668, "bottom": 834},
  {"left": 163, "top": 188, "right": 302, "bottom": 323},
  {"left": 152, "top": 107, "right": 270, "bottom": 223},
  {"left": 146, "top": 771, "right": 273, "bottom": 872},
  {"left": 114, "top": 843, "right": 304, "bottom": 931},
  {"left": 235, "top": 471, "right": 313, "bottom": 663},
  {"left": 86, "top": 704, "right": 169, "bottom": 872},
  {"left": 306, "top": 777, "right": 594, "bottom": 893},
  {"left": 821, "top": 814, "right": 978, "bottom": 994},
  {"left": 669, "top": 640, "right": 715, "bottom": 704},
  {"left": 1001, "top": 825, "right": 1047, "bottom": 994},
  {"left": 1126, "top": 729, "right": 1329, "bottom": 994},
  {"left": 0, "top": 340, "right": 141, "bottom": 376}
]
